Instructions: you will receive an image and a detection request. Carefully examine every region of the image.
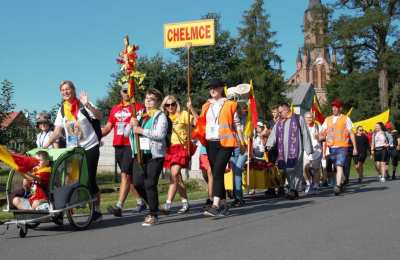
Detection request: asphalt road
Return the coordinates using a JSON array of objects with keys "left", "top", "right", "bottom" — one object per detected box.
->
[{"left": 1, "top": 177, "right": 400, "bottom": 260}]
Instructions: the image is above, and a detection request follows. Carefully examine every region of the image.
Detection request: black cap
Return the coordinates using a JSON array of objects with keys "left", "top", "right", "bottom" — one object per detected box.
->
[{"left": 208, "top": 79, "right": 224, "bottom": 89}]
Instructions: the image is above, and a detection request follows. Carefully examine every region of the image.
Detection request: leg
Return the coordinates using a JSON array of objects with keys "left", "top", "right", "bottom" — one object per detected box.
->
[
  {"left": 132, "top": 161, "right": 148, "bottom": 203},
  {"left": 85, "top": 145, "right": 101, "bottom": 211},
  {"left": 143, "top": 157, "right": 164, "bottom": 216},
  {"left": 207, "top": 141, "right": 233, "bottom": 207}
]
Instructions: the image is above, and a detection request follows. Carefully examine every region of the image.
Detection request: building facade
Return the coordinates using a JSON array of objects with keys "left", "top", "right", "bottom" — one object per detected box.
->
[{"left": 287, "top": 0, "right": 335, "bottom": 104}]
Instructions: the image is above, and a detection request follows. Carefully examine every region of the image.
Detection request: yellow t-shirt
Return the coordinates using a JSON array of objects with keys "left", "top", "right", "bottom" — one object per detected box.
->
[{"left": 170, "top": 111, "right": 193, "bottom": 145}]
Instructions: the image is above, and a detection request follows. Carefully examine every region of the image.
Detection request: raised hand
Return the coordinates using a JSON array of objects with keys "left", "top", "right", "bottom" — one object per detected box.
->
[{"left": 79, "top": 91, "right": 89, "bottom": 106}]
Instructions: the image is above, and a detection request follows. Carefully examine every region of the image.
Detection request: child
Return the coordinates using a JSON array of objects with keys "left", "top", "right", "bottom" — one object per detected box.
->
[{"left": 12, "top": 151, "right": 51, "bottom": 210}]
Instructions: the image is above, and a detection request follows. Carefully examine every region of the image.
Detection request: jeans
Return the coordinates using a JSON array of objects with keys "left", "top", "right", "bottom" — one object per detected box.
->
[{"left": 230, "top": 147, "right": 247, "bottom": 200}]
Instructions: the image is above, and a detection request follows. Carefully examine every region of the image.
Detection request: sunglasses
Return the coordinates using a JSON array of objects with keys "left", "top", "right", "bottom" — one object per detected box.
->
[
  {"left": 122, "top": 89, "right": 128, "bottom": 94},
  {"left": 164, "top": 102, "right": 177, "bottom": 108}
]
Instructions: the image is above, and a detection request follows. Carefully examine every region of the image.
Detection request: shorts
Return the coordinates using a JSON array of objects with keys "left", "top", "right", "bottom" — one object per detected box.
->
[
  {"left": 163, "top": 144, "right": 190, "bottom": 169},
  {"left": 304, "top": 156, "right": 322, "bottom": 169},
  {"left": 115, "top": 146, "right": 133, "bottom": 174},
  {"left": 353, "top": 154, "right": 367, "bottom": 164},
  {"left": 200, "top": 154, "right": 210, "bottom": 172},
  {"left": 374, "top": 147, "right": 389, "bottom": 162},
  {"left": 329, "top": 147, "right": 348, "bottom": 167}
]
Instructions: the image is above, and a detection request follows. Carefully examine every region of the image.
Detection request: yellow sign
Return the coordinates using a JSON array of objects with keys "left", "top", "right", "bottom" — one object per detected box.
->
[
  {"left": 164, "top": 19, "right": 215, "bottom": 49},
  {"left": 353, "top": 109, "right": 390, "bottom": 132}
]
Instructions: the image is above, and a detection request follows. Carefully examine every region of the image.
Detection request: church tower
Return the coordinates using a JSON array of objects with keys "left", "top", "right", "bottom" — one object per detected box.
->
[{"left": 288, "top": 0, "right": 333, "bottom": 104}]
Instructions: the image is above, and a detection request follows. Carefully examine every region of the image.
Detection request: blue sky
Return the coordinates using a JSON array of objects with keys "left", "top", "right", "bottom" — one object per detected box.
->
[{"left": 0, "top": 0, "right": 315, "bottom": 113}]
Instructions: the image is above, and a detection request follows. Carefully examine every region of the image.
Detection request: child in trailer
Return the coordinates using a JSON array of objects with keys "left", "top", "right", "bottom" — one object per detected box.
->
[{"left": 12, "top": 151, "right": 52, "bottom": 210}]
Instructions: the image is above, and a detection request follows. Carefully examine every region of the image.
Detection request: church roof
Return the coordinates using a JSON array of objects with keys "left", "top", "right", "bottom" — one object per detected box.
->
[
  {"left": 308, "top": 0, "right": 322, "bottom": 9},
  {"left": 285, "top": 83, "right": 314, "bottom": 106}
]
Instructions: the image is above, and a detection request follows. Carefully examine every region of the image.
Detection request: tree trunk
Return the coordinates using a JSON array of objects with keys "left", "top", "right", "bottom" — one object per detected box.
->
[{"left": 378, "top": 66, "right": 389, "bottom": 111}]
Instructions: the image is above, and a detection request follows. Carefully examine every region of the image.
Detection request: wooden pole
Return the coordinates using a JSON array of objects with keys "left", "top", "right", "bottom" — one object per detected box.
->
[
  {"left": 124, "top": 35, "right": 142, "bottom": 164},
  {"left": 185, "top": 43, "right": 192, "bottom": 178}
]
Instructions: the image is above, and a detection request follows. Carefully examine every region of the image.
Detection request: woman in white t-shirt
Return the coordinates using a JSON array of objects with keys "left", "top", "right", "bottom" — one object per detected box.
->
[
  {"left": 371, "top": 122, "right": 390, "bottom": 183},
  {"left": 44, "top": 80, "right": 103, "bottom": 220},
  {"left": 35, "top": 112, "right": 54, "bottom": 148}
]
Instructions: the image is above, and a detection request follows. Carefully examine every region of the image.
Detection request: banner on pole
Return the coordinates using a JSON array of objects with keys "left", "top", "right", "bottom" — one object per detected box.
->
[{"left": 164, "top": 19, "right": 215, "bottom": 49}]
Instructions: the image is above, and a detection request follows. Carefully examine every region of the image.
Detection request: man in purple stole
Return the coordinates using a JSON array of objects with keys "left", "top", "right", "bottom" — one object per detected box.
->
[{"left": 266, "top": 103, "right": 313, "bottom": 200}]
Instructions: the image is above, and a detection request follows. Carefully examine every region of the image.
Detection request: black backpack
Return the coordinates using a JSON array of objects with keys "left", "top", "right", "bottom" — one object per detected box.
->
[{"left": 61, "top": 102, "right": 102, "bottom": 142}]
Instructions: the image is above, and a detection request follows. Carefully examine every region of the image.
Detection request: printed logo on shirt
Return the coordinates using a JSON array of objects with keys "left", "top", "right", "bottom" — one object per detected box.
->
[{"left": 115, "top": 108, "right": 132, "bottom": 122}]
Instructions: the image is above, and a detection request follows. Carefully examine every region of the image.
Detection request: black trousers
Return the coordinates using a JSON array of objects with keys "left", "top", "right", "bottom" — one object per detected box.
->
[
  {"left": 132, "top": 155, "right": 164, "bottom": 216},
  {"left": 206, "top": 141, "right": 234, "bottom": 199},
  {"left": 85, "top": 145, "right": 100, "bottom": 195}
]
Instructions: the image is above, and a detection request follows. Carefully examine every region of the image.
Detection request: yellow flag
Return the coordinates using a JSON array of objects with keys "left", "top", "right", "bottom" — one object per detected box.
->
[
  {"left": 353, "top": 110, "right": 390, "bottom": 132},
  {"left": 346, "top": 107, "right": 353, "bottom": 117}
]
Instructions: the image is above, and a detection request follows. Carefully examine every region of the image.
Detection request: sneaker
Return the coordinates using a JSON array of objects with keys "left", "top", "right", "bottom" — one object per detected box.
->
[
  {"left": 277, "top": 187, "right": 285, "bottom": 197},
  {"left": 217, "top": 204, "right": 230, "bottom": 217},
  {"left": 358, "top": 178, "right": 362, "bottom": 184},
  {"left": 230, "top": 199, "right": 245, "bottom": 207},
  {"left": 107, "top": 205, "right": 122, "bottom": 217},
  {"left": 136, "top": 203, "right": 146, "bottom": 213},
  {"left": 203, "top": 205, "right": 219, "bottom": 217},
  {"left": 264, "top": 189, "right": 276, "bottom": 199},
  {"left": 177, "top": 202, "right": 190, "bottom": 214},
  {"left": 286, "top": 190, "right": 297, "bottom": 200},
  {"left": 92, "top": 211, "right": 103, "bottom": 222},
  {"left": 392, "top": 174, "right": 396, "bottom": 180},
  {"left": 334, "top": 185, "right": 341, "bottom": 196},
  {"left": 305, "top": 184, "right": 311, "bottom": 194},
  {"left": 322, "top": 181, "right": 329, "bottom": 187},
  {"left": 310, "top": 186, "right": 319, "bottom": 195},
  {"left": 159, "top": 203, "right": 171, "bottom": 215},
  {"left": 380, "top": 177, "right": 386, "bottom": 183},
  {"left": 141, "top": 215, "right": 158, "bottom": 227}
]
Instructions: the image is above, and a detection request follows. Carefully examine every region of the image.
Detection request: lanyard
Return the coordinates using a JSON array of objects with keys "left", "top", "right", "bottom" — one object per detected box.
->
[
  {"left": 210, "top": 101, "right": 224, "bottom": 124},
  {"left": 39, "top": 131, "right": 49, "bottom": 148}
]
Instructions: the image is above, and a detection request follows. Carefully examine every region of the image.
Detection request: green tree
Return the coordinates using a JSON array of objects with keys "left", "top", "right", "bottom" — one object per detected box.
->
[
  {"left": 172, "top": 13, "right": 241, "bottom": 109},
  {"left": 236, "top": 0, "right": 287, "bottom": 119},
  {"left": 325, "top": 70, "right": 380, "bottom": 121},
  {"left": 328, "top": 0, "right": 400, "bottom": 110},
  {"left": 0, "top": 79, "right": 16, "bottom": 144}
]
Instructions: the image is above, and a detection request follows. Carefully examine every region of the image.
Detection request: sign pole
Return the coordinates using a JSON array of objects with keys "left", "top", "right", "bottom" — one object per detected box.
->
[{"left": 186, "top": 43, "right": 192, "bottom": 178}]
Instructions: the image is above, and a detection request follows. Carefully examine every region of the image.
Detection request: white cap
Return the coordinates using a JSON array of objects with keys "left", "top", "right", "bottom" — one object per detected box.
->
[{"left": 235, "top": 83, "right": 251, "bottom": 95}]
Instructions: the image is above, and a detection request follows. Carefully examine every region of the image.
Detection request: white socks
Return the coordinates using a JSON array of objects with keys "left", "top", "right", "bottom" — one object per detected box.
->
[{"left": 213, "top": 196, "right": 220, "bottom": 207}]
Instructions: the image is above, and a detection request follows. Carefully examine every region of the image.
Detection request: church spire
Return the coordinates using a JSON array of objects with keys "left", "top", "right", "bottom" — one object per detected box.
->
[
  {"left": 308, "top": 0, "right": 322, "bottom": 9},
  {"left": 297, "top": 48, "right": 302, "bottom": 63}
]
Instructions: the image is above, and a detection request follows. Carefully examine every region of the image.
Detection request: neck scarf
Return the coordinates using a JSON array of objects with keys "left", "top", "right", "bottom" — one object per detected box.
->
[
  {"left": 64, "top": 98, "right": 80, "bottom": 121},
  {"left": 276, "top": 114, "right": 300, "bottom": 169}
]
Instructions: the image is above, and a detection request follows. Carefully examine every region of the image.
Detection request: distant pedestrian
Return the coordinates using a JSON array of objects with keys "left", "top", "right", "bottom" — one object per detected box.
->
[
  {"left": 266, "top": 103, "right": 313, "bottom": 200},
  {"left": 320, "top": 99, "right": 357, "bottom": 196}
]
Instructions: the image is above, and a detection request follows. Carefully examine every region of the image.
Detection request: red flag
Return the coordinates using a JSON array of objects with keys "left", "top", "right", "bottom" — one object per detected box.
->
[
  {"left": 0, "top": 145, "right": 39, "bottom": 173},
  {"left": 311, "top": 95, "right": 325, "bottom": 124}
]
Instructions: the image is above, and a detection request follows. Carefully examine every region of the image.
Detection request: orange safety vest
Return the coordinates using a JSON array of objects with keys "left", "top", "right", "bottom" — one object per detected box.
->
[
  {"left": 325, "top": 115, "right": 350, "bottom": 148},
  {"left": 193, "top": 100, "right": 238, "bottom": 147}
]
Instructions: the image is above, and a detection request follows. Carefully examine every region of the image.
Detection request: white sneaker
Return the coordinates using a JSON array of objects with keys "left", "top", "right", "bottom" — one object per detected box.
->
[
  {"left": 305, "top": 185, "right": 311, "bottom": 194},
  {"left": 380, "top": 177, "right": 386, "bottom": 183}
]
